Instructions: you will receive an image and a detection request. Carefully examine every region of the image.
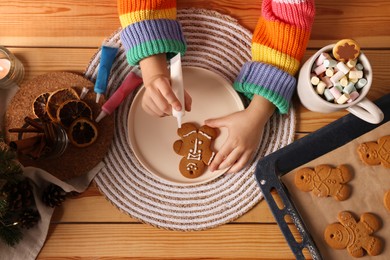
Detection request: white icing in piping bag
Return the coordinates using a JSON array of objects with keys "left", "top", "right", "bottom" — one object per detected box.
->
[{"left": 170, "top": 53, "right": 185, "bottom": 128}]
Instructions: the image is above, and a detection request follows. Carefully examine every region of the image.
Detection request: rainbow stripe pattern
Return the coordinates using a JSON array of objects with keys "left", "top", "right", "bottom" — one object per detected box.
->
[
  {"left": 234, "top": 0, "right": 315, "bottom": 113},
  {"left": 118, "top": 0, "right": 315, "bottom": 114},
  {"left": 118, "top": 0, "right": 186, "bottom": 65}
]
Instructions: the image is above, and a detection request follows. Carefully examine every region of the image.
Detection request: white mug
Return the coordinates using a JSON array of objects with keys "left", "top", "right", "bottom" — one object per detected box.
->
[{"left": 297, "top": 44, "right": 384, "bottom": 124}]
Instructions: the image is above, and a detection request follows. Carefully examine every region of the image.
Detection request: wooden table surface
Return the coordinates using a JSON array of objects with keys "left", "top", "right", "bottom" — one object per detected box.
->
[{"left": 1, "top": 0, "right": 390, "bottom": 259}]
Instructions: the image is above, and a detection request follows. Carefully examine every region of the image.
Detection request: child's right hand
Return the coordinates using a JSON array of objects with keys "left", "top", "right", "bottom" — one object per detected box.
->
[{"left": 139, "top": 53, "right": 192, "bottom": 117}]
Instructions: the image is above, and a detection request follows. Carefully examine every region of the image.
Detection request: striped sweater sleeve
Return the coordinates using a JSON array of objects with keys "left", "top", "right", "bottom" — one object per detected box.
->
[
  {"left": 117, "top": 0, "right": 186, "bottom": 65},
  {"left": 234, "top": 0, "right": 315, "bottom": 114}
]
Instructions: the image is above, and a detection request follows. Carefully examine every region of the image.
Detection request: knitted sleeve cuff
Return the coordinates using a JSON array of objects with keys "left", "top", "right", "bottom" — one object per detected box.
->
[
  {"left": 120, "top": 19, "right": 187, "bottom": 65},
  {"left": 233, "top": 61, "right": 296, "bottom": 114}
]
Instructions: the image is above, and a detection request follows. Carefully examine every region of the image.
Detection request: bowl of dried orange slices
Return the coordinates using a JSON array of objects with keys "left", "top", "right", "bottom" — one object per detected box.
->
[{"left": 32, "top": 87, "right": 98, "bottom": 148}]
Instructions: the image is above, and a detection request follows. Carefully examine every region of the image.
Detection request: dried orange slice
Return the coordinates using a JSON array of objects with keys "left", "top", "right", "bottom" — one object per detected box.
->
[
  {"left": 56, "top": 99, "right": 93, "bottom": 128},
  {"left": 32, "top": 92, "right": 51, "bottom": 121},
  {"left": 46, "top": 88, "right": 79, "bottom": 122},
  {"left": 67, "top": 117, "right": 98, "bottom": 148}
]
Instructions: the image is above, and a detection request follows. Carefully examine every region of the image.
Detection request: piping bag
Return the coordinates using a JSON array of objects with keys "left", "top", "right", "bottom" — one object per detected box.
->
[
  {"left": 93, "top": 44, "right": 119, "bottom": 103},
  {"left": 95, "top": 67, "right": 143, "bottom": 123},
  {"left": 170, "top": 53, "right": 185, "bottom": 128}
]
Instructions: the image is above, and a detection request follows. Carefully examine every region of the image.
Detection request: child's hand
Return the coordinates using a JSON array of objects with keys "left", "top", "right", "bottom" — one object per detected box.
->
[
  {"left": 205, "top": 95, "right": 275, "bottom": 173},
  {"left": 139, "top": 54, "right": 192, "bottom": 117}
]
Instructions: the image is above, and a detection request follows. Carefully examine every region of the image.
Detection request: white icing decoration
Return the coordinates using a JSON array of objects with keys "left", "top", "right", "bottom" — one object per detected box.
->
[
  {"left": 186, "top": 137, "right": 202, "bottom": 161},
  {"left": 207, "top": 152, "right": 216, "bottom": 165},
  {"left": 183, "top": 130, "right": 197, "bottom": 138},
  {"left": 199, "top": 130, "right": 212, "bottom": 139},
  {"left": 186, "top": 163, "right": 197, "bottom": 172},
  {"left": 187, "top": 154, "right": 201, "bottom": 161}
]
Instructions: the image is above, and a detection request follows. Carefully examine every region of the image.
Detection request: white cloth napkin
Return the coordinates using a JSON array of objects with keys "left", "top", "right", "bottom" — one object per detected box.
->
[{"left": 0, "top": 86, "right": 105, "bottom": 259}]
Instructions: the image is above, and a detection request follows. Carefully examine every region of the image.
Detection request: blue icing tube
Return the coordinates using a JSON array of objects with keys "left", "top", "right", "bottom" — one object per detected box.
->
[{"left": 94, "top": 44, "right": 119, "bottom": 103}]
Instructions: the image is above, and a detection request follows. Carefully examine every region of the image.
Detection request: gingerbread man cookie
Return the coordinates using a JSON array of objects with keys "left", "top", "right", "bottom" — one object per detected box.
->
[
  {"left": 357, "top": 135, "right": 390, "bottom": 168},
  {"left": 332, "top": 39, "right": 361, "bottom": 62},
  {"left": 324, "top": 211, "right": 383, "bottom": 257},
  {"left": 173, "top": 123, "right": 218, "bottom": 178},
  {"left": 294, "top": 164, "right": 353, "bottom": 201}
]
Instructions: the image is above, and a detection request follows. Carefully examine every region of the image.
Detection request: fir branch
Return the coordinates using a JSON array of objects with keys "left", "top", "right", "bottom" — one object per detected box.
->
[
  {"left": 0, "top": 146, "right": 23, "bottom": 184},
  {"left": 0, "top": 139, "right": 40, "bottom": 247},
  {"left": 0, "top": 198, "right": 7, "bottom": 217},
  {"left": 0, "top": 223, "right": 22, "bottom": 247}
]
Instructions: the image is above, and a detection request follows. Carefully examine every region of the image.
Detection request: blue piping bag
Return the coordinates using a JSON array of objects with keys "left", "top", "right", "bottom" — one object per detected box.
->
[{"left": 94, "top": 44, "right": 119, "bottom": 103}]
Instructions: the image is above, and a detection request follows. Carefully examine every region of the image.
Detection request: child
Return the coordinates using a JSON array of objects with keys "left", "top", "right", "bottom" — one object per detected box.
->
[{"left": 117, "top": 0, "right": 315, "bottom": 173}]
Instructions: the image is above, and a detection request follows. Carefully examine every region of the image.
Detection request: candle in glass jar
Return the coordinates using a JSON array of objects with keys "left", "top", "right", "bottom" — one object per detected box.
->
[
  {"left": 0, "top": 58, "right": 11, "bottom": 79},
  {"left": 0, "top": 46, "right": 25, "bottom": 89}
]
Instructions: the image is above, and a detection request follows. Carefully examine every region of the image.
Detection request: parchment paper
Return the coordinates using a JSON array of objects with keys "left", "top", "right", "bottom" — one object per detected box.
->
[{"left": 282, "top": 121, "right": 390, "bottom": 260}]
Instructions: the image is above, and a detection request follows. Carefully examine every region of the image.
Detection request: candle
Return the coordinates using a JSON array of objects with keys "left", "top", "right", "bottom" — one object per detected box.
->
[
  {"left": 0, "top": 58, "right": 11, "bottom": 79},
  {"left": 0, "top": 46, "right": 25, "bottom": 89}
]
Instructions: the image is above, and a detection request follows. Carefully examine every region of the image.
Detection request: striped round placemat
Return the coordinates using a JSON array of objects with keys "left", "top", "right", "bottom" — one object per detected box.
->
[{"left": 84, "top": 8, "right": 295, "bottom": 231}]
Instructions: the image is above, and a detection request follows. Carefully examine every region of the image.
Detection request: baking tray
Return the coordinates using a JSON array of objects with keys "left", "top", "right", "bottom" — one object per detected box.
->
[{"left": 254, "top": 93, "right": 390, "bottom": 260}]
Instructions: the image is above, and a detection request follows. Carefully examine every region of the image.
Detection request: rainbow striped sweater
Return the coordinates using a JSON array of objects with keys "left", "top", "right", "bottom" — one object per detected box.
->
[{"left": 118, "top": 0, "right": 315, "bottom": 114}]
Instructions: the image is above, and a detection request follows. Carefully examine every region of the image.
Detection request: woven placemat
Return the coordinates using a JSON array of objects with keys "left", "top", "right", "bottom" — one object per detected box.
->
[{"left": 84, "top": 8, "right": 296, "bottom": 231}]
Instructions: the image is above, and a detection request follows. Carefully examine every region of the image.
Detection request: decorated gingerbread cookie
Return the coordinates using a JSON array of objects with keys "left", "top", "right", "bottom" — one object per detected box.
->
[
  {"left": 294, "top": 164, "right": 353, "bottom": 201},
  {"left": 173, "top": 123, "right": 218, "bottom": 178},
  {"left": 332, "top": 39, "right": 361, "bottom": 62},
  {"left": 357, "top": 135, "right": 390, "bottom": 168},
  {"left": 324, "top": 211, "right": 383, "bottom": 257}
]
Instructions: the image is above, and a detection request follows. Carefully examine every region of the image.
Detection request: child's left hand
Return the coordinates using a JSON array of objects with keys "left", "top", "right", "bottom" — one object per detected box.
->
[{"left": 205, "top": 95, "right": 275, "bottom": 173}]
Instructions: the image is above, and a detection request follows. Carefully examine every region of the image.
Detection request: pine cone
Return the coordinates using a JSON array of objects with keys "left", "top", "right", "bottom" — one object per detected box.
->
[
  {"left": 3, "top": 179, "right": 34, "bottom": 211},
  {"left": 19, "top": 208, "right": 40, "bottom": 229},
  {"left": 41, "top": 184, "right": 67, "bottom": 207}
]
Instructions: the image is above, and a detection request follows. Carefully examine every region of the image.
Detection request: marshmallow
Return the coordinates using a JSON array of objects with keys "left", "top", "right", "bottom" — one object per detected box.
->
[
  {"left": 336, "top": 94, "right": 350, "bottom": 104},
  {"left": 329, "top": 86, "right": 342, "bottom": 100},
  {"left": 324, "top": 89, "right": 335, "bottom": 101},
  {"left": 347, "top": 59, "right": 357, "bottom": 68},
  {"left": 340, "top": 76, "right": 349, "bottom": 87},
  {"left": 355, "top": 63, "right": 364, "bottom": 71},
  {"left": 325, "top": 68, "right": 334, "bottom": 77},
  {"left": 330, "top": 70, "right": 346, "bottom": 85},
  {"left": 349, "top": 70, "right": 364, "bottom": 79},
  {"left": 314, "top": 64, "right": 327, "bottom": 75},
  {"left": 356, "top": 78, "right": 367, "bottom": 89},
  {"left": 310, "top": 76, "right": 320, "bottom": 85},
  {"left": 316, "top": 52, "right": 331, "bottom": 66},
  {"left": 316, "top": 81, "right": 327, "bottom": 95},
  {"left": 343, "top": 82, "right": 356, "bottom": 94},
  {"left": 337, "top": 62, "right": 351, "bottom": 74},
  {"left": 347, "top": 91, "right": 360, "bottom": 103},
  {"left": 321, "top": 76, "right": 333, "bottom": 88},
  {"left": 323, "top": 59, "right": 337, "bottom": 68}
]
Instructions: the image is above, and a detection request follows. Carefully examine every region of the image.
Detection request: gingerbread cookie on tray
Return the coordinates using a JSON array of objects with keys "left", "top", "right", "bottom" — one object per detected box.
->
[
  {"left": 384, "top": 190, "right": 390, "bottom": 212},
  {"left": 357, "top": 135, "right": 390, "bottom": 168},
  {"left": 294, "top": 164, "right": 353, "bottom": 201},
  {"left": 324, "top": 211, "right": 383, "bottom": 257},
  {"left": 173, "top": 123, "right": 218, "bottom": 178}
]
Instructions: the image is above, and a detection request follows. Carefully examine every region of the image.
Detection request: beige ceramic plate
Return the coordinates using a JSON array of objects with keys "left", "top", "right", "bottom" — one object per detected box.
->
[{"left": 128, "top": 66, "right": 244, "bottom": 185}]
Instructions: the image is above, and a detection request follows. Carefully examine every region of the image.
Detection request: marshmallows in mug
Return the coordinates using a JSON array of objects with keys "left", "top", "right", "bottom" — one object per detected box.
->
[{"left": 310, "top": 39, "right": 367, "bottom": 105}]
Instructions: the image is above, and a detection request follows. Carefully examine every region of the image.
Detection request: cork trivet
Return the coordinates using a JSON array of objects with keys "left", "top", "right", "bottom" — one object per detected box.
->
[{"left": 4, "top": 72, "right": 114, "bottom": 180}]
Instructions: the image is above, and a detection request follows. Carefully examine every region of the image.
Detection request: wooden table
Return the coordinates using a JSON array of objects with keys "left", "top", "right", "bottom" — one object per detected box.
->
[{"left": 1, "top": 0, "right": 389, "bottom": 259}]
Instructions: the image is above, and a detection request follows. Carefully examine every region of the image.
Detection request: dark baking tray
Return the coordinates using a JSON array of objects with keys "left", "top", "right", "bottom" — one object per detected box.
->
[{"left": 254, "top": 93, "right": 390, "bottom": 260}]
